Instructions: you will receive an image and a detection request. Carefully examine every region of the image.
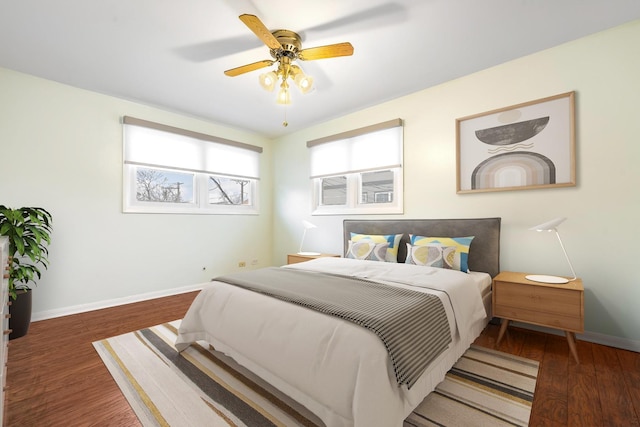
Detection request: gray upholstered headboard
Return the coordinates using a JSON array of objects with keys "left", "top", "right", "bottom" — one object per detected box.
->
[{"left": 343, "top": 218, "right": 501, "bottom": 278}]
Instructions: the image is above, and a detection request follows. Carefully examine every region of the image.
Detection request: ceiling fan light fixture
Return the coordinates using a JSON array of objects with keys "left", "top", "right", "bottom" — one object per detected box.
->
[
  {"left": 294, "top": 73, "right": 313, "bottom": 94},
  {"left": 225, "top": 14, "right": 354, "bottom": 108},
  {"left": 259, "top": 71, "right": 277, "bottom": 92},
  {"left": 276, "top": 82, "right": 291, "bottom": 105}
]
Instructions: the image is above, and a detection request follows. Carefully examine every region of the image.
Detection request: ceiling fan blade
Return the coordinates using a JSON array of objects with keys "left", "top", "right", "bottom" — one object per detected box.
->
[
  {"left": 224, "top": 60, "right": 274, "bottom": 77},
  {"left": 298, "top": 42, "right": 354, "bottom": 61},
  {"left": 239, "top": 14, "right": 282, "bottom": 50}
]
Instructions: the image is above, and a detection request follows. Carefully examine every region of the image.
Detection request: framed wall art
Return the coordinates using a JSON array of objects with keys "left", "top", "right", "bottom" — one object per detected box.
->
[{"left": 456, "top": 91, "right": 575, "bottom": 194}]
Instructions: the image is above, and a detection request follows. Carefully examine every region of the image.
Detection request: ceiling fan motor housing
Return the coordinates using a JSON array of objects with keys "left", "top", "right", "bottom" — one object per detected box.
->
[{"left": 270, "top": 30, "right": 302, "bottom": 60}]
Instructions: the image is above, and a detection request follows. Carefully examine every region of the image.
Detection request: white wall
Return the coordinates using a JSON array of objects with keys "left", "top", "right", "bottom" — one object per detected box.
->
[
  {"left": 0, "top": 68, "right": 273, "bottom": 318},
  {"left": 273, "top": 20, "right": 640, "bottom": 348}
]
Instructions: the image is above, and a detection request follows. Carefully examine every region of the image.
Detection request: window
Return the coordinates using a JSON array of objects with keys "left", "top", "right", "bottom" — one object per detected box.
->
[
  {"left": 361, "top": 170, "right": 394, "bottom": 204},
  {"left": 208, "top": 176, "right": 252, "bottom": 205},
  {"left": 309, "top": 119, "right": 403, "bottom": 215},
  {"left": 321, "top": 176, "right": 347, "bottom": 205},
  {"left": 123, "top": 116, "right": 261, "bottom": 214},
  {"left": 136, "top": 167, "right": 196, "bottom": 204}
]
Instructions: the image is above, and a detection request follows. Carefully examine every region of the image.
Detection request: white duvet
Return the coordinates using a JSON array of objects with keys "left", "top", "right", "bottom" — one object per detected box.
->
[{"left": 175, "top": 257, "right": 489, "bottom": 427}]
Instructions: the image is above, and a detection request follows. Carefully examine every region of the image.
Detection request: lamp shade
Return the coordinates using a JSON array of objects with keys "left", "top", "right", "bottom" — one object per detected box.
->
[
  {"left": 259, "top": 71, "right": 277, "bottom": 92},
  {"left": 295, "top": 73, "right": 314, "bottom": 94},
  {"left": 302, "top": 220, "right": 316, "bottom": 230},
  {"left": 529, "top": 217, "right": 566, "bottom": 231},
  {"left": 525, "top": 217, "right": 576, "bottom": 284},
  {"left": 276, "top": 86, "right": 291, "bottom": 105},
  {"left": 298, "top": 220, "right": 320, "bottom": 256}
]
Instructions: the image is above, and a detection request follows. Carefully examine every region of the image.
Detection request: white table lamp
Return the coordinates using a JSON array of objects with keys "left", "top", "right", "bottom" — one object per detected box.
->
[
  {"left": 298, "top": 220, "right": 320, "bottom": 256},
  {"left": 525, "top": 217, "right": 577, "bottom": 284}
]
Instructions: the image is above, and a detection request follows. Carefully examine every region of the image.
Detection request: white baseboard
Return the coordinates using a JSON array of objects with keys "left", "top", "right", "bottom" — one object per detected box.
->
[
  {"left": 31, "top": 282, "right": 209, "bottom": 322},
  {"left": 511, "top": 321, "right": 640, "bottom": 353}
]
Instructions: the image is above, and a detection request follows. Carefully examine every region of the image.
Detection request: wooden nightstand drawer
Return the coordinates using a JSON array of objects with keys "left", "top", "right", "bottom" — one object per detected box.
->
[
  {"left": 494, "top": 280, "right": 583, "bottom": 332},
  {"left": 495, "top": 280, "right": 580, "bottom": 310},
  {"left": 494, "top": 302, "right": 582, "bottom": 331}
]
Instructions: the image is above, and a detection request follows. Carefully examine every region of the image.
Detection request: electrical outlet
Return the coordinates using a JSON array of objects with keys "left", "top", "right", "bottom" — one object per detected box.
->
[
  {"left": 238, "top": 261, "right": 246, "bottom": 268},
  {"left": 251, "top": 259, "right": 259, "bottom": 265}
]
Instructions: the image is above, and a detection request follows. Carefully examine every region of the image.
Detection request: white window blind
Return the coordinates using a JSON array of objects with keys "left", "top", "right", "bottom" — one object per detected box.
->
[
  {"left": 307, "top": 119, "right": 404, "bottom": 215},
  {"left": 308, "top": 119, "right": 402, "bottom": 178},
  {"left": 122, "top": 116, "right": 261, "bottom": 214},
  {"left": 123, "top": 116, "right": 261, "bottom": 180}
]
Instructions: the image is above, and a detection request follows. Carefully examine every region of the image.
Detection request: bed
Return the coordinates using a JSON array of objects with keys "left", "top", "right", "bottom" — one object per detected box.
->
[{"left": 176, "top": 217, "right": 501, "bottom": 427}]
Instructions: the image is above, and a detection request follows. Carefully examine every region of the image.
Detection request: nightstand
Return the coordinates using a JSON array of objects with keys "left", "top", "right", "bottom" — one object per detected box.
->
[
  {"left": 287, "top": 253, "right": 340, "bottom": 265},
  {"left": 492, "top": 271, "right": 584, "bottom": 363}
]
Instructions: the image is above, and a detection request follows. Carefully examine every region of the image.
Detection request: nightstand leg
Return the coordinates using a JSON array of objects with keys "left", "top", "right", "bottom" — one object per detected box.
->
[
  {"left": 565, "top": 331, "right": 580, "bottom": 364},
  {"left": 496, "top": 319, "right": 510, "bottom": 346}
]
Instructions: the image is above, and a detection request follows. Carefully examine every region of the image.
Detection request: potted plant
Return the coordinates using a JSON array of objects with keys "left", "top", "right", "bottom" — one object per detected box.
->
[{"left": 0, "top": 206, "right": 52, "bottom": 339}]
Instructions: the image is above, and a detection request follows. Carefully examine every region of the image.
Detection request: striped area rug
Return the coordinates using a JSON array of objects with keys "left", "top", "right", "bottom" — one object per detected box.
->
[{"left": 93, "top": 320, "right": 538, "bottom": 427}]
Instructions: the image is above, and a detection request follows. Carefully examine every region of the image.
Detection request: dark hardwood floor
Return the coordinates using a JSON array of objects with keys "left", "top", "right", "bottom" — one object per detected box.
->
[
  {"left": 6, "top": 291, "right": 640, "bottom": 426},
  {"left": 475, "top": 323, "right": 640, "bottom": 426}
]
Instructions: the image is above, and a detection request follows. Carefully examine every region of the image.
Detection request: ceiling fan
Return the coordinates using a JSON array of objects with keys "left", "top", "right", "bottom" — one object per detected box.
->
[{"left": 224, "top": 14, "right": 354, "bottom": 106}]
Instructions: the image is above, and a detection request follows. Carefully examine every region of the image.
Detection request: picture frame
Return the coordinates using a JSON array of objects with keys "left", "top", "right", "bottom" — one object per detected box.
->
[{"left": 456, "top": 91, "right": 576, "bottom": 194}]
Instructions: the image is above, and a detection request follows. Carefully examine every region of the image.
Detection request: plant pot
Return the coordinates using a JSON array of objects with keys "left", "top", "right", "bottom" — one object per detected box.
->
[{"left": 9, "top": 288, "right": 32, "bottom": 340}]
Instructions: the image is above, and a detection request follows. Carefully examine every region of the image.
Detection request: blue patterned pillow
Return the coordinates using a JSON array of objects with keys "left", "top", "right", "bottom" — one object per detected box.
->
[
  {"left": 409, "top": 235, "right": 475, "bottom": 272},
  {"left": 346, "top": 240, "right": 389, "bottom": 262},
  {"left": 350, "top": 233, "right": 403, "bottom": 262}
]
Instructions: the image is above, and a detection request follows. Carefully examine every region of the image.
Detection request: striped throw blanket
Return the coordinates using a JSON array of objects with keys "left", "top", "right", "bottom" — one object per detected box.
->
[{"left": 215, "top": 267, "right": 451, "bottom": 389}]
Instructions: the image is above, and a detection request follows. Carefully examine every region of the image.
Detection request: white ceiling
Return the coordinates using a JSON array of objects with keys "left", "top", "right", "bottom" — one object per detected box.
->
[{"left": 2, "top": 1, "right": 640, "bottom": 138}]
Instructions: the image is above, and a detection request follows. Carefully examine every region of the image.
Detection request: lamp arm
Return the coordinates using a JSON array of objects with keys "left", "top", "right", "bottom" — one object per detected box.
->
[
  {"left": 554, "top": 230, "right": 577, "bottom": 281},
  {"left": 299, "top": 228, "right": 307, "bottom": 254}
]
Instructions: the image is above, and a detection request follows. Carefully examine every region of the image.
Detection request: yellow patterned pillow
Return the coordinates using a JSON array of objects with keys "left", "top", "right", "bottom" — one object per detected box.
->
[
  {"left": 405, "top": 244, "right": 456, "bottom": 269},
  {"left": 350, "top": 233, "right": 403, "bottom": 262},
  {"left": 409, "top": 235, "right": 475, "bottom": 272},
  {"left": 346, "top": 240, "right": 389, "bottom": 262}
]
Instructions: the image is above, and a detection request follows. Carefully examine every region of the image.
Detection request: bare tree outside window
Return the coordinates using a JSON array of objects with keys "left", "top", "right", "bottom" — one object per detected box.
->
[
  {"left": 136, "top": 168, "right": 194, "bottom": 203},
  {"left": 209, "top": 176, "right": 251, "bottom": 205}
]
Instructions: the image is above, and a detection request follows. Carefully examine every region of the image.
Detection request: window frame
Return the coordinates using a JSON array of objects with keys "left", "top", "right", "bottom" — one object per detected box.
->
[
  {"left": 312, "top": 168, "right": 403, "bottom": 215},
  {"left": 122, "top": 116, "right": 261, "bottom": 215},
  {"left": 123, "top": 165, "right": 260, "bottom": 215},
  {"left": 308, "top": 119, "right": 404, "bottom": 216}
]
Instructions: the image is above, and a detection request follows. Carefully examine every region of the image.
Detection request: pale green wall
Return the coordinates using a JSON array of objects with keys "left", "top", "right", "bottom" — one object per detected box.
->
[
  {"left": 273, "top": 20, "right": 640, "bottom": 347},
  {"left": 1, "top": 20, "right": 638, "bottom": 348},
  {"left": 0, "top": 68, "right": 273, "bottom": 317}
]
